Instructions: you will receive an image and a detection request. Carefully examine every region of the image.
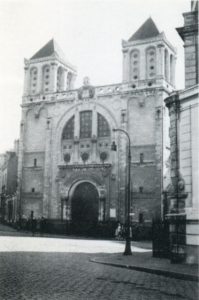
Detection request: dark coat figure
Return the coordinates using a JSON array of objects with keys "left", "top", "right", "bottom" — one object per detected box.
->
[
  {"left": 31, "top": 218, "right": 37, "bottom": 236},
  {"left": 115, "top": 223, "right": 122, "bottom": 240},
  {"left": 40, "top": 217, "right": 46, "bottom": 235}
]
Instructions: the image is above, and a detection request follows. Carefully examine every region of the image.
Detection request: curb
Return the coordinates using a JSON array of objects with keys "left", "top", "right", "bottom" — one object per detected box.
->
[{"left": 90, "top": 258, "right": 198, "bottom": 282}]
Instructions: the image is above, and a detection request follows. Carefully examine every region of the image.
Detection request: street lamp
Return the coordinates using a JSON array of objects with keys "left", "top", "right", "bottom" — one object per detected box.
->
[{"left": 111, "top": 128, "right": 132, "bottom": 255}]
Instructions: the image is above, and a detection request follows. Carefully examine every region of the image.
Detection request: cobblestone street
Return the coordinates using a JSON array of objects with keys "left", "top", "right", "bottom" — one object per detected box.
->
[{"left": 0, "top": 234, "right": 198, "bottom": 300}]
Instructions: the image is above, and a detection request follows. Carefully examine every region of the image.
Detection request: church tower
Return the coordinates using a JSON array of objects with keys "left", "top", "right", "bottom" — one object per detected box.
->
[
  {"left": 23, "top": 39, "right": 77, "bottom": 99},
  {"left": 122, "top": 17, "right": 176, "bottom": 88},
  {"left": 120, "top": 18, "right": 177, "bottom": 220},
  {"left": 17, "top": 39, "right": 77, "bottom": 219}
]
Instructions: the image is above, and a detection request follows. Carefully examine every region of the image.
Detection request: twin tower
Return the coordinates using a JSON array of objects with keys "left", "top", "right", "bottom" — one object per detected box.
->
[
  {"left": 18, "top": 18, "right": 176, "bottom": 228},
  {"left": 23, "top": 18, "right": 176, "bottom": 98}
]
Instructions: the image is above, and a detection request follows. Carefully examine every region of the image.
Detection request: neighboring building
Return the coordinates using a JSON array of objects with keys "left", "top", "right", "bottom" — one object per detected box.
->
[
  {"left": 165, "top": 1, "right": 199, "bottom": 263},
  {"left": 17, "top": 18, "right": 175, "bottom": 232},
  {"left": 0, "top": 141, "right": 19, "bottom": 222}
]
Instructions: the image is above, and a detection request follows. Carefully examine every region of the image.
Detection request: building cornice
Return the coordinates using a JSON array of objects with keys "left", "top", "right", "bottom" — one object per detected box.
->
[{"left": 178, "top": 84, "right": 199, "bottom": 100}]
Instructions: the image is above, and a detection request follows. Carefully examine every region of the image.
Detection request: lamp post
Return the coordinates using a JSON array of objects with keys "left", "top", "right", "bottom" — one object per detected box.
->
[{"left": 111, "top": 128, "right": 132, "bottom": 255}]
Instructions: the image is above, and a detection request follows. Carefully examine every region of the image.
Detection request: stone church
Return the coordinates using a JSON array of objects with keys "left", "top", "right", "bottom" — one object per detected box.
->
[{"left": 17, "top": 18, "right": 176, "bottom": 230}]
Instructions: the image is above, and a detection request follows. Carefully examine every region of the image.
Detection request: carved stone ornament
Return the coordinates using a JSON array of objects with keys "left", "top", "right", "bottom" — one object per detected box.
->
[
  {"left": 166, "top": 172, "right": 188, "bottom": 213},
  {"left": 78, "top": 77, "right": 95, "bottom": 100},
  {"left": 59, "top": 182, "right": 69, "bottom": 198}
]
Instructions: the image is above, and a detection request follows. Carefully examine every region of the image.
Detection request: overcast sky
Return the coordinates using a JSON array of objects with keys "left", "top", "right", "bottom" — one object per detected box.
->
[{"left": 0, "top": 0, "right": 190, "bottom": 153}]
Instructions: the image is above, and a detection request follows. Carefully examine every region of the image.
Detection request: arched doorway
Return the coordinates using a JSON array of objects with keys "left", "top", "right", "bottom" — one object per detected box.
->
[{"left": 71, "top": 182, "right": 99, "bottom": 233}]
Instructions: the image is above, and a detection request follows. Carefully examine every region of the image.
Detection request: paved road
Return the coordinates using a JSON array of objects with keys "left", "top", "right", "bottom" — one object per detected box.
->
[{"left": 0, "top": 235, "right": 198, "bottom": 300}]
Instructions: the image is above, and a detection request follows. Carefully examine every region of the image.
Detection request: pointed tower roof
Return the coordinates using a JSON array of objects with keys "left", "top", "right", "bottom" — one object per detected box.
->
[
  {"left": 30, "top": 39, "right": 66, "bottom": 61},
  {"left": 128, "top": 17, "right": 160, "bottom": 42}
]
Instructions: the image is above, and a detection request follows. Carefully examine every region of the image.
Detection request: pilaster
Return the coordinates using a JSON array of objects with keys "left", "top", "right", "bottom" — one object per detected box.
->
[
  {"left": 37, "top": 66, "right": 43, "bottom": 94},
  {"left": 122, "top": 49, "right": 130, "bottom": 82},
  {"left": 43, "top": 118, "right": 52, "bottom": 218},
  {"left": 17, "top": 113, "right": 26, "bottom": 218},
  {"left": 165, "top": 93, "right": 187, "bottom": 213},
  {"left": 23, "top": 66, "right": 30, "bottom": 96},
  {"left": 50, "top": 62, "right": 58, "bottom": 92}
]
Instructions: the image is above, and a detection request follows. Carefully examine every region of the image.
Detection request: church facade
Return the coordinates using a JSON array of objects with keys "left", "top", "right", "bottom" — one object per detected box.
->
[{"left": 17, "top": 18, "right": 176, "bottom": 230}]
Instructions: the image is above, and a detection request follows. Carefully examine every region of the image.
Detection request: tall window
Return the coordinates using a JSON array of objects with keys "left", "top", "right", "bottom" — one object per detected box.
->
[
  {"left": 97, "top": 113, "right": 110, "bottom": 137},
  {"left": 146, "top": 47, "right": 156, "bottom": 79},
  {"left": 140, "top": 153, "right": 144, "bottom": 163},
  {"left": 30, "top": 67, "right": 38, "bottom": 94},
  {"left": 164, "top": 49, "right": 169, "bottom": 81},
  {"left": 80, "top": 111, "right": 92, "bottom": 138},
  {"left": 43, "top": 65, "right": 50, "bottom": 92},
  {"left": 57, "top": 67, "right": 63, "bottom": 91},
  {"left": 67, "top": 72, "right": 72, "bottom": 90},
  {"left": 62, "top": 116, "right": 75, "bottom": 139},
  {"left": 130, "top": 50, "right": 140, "bottom": 80},
  {"left": 34, "top": 158, "right": 37, "bottom": 167}
]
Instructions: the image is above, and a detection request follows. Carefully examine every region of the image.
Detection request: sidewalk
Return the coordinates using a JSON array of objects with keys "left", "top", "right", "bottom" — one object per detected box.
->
[
  {"left": 1, "top": 223, "right": 198, "bottom": 282},
  {"left": 91, "top": 246, "right": 199, "bottom": 282}
]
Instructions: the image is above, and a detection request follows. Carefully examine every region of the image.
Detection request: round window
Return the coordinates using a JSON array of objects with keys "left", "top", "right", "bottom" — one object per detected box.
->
[
  {"left": 100, "top": 152, "right": 108, "bottom": 162},
  {"left": 81, "top": 152, "right": 89, "bottom": 162},
  {"left": 64, "top": 153, "right": 71, "bottom": 163}
]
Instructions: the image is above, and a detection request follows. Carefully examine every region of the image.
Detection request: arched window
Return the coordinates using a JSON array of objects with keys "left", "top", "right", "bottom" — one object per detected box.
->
[
  {"left": 97, "top": 113, "right": 110, "bottom": 137},
  {"left": 146, "top": 47, "right": 156, "bottom": 79},
  {"left": 130, "top": 50, "right": 140, "bottom": 80},
  {"left": 80, "top": 111, "right": 92, "bottom": 138},
  {"left": 42, "top": 65, "right": 50, "bottom": 93},
  {"left": 67, "top": 72, "right": 73, "bottom": 90},
  {"left": 62, "top": 116, "right": 75, "bottom": 140},
  {"left": 57, "top": 67, "right": 63, "bottom": 91},
  {"left": 164, "top": 49, "right": 169, "bottom": 81},
  {"left": 30, "top": 67, "right": 38, "bottom": 94}
]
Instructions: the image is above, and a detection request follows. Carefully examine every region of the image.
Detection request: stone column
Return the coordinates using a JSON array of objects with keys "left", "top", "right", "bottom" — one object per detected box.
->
[
  {"left": 73, "top": 108, "right": 80, "bottom": 163},
  {"left": 91, "top": 107, "right": 97, "bottom": 162},
  {"left": 43, "top": 118, "right": 52, "bottom": 218},
  {"left": 50, "top": 62, "right": 58, "bottom": 93}
]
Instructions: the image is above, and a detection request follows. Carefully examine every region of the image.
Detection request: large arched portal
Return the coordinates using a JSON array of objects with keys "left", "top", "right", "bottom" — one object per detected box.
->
[{"left": 71, "top": 182, "right": 99, "bottom": 229}]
